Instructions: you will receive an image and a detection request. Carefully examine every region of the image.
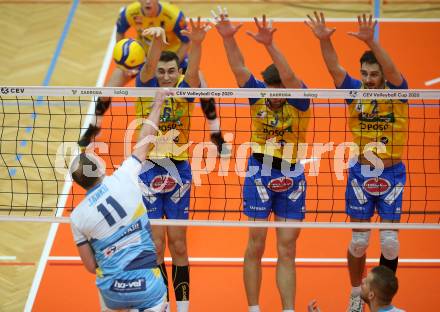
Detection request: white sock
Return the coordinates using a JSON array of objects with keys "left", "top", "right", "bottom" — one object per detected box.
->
[
  {"left": 165, "top": 302, "right": 171, "bottom": 312},
  {"left": 351, "top": 286, "right": 361, "bottom": 296},
  {"left": 282, "top": 310, "right": 294, "bottom": 312},
  {"left": 208, "top": 118, "right": 220, "bottom": 133},
  {"left": 248, "top": 305, "right": 260, "bottom": 312},
  {"left": 176, "top": 300, "right": 189, "bottom": 312}
]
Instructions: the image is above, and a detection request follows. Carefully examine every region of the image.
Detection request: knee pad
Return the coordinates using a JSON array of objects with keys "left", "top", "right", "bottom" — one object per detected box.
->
[
  {"left": 349, "top": 231, "right": 371, "bottom": 258},
  {"left": 380, "top": 230, "right": 399, "bottom": 260}
]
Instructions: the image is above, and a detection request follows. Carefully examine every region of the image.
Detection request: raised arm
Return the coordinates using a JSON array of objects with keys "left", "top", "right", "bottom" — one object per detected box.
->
[
  {"left": 305, "top": 11, "right": 347, "bottom": 87},
  {"left": 132, "top": 90, "right": 170, "bottom": 162},
  {"left": 348, "top": 14, "right": 403, "bottom": 86},
  {"left": 247, "top": 15, "right": 303, "bottom": 88},
  {"left": 174, "top": 12, "right": 191, "bottom": 62},
  {"left": 213, "top": 7, "right": 252, "bottom": 87},
  {"left": 180, "top": 17, "right": 210, "bottom": 88},
  {"left": 139, "top": 27, "right": 168, "bottom": 84}
]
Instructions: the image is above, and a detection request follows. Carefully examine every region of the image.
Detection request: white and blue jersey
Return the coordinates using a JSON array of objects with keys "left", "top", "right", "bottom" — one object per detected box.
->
[{"left": 71, "top": 156, "right": 166, "bottom": 310}]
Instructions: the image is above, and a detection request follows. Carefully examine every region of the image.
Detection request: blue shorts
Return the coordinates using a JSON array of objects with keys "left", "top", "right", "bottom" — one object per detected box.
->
[
  {"left": 99, "top": 268, "right": 166, "bottom": 310},
  {"left": 346, "top": 161, "right": 406, "bottom": 220},
  {"left": 243, "top": 156, "right": 306, "bottom": 220},
  {"left": 139, "top": 159, "right": 192, "bottom": 219}
]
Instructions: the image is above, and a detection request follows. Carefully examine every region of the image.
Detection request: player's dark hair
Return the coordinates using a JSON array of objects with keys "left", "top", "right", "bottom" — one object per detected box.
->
[
  {"left": 370, "top": 266, "right": 399, "bottom": 305},
  {"left": 159, "top": 51, "right": 180, "bottom": 67},
  {"left": 360, "top": 50, "right": 382, "bottom": 70},
  {"left": 261, "top": 64, "right": 282, "bottom": 86},
  {"left": 70, "top": 153, "right": 102, "bottom": 190}
]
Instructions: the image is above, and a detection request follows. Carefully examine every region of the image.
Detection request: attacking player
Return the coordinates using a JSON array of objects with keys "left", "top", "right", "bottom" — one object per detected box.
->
[
  {"left": 69, "top": 89, "right": 170, "bottom": 312},
  {"left": 214, "top": 8, "right": 310, "bottom": 312},
  {"left": 306, "top": 12, "right": 408, "bottom": 312},
  {"left": 78, "top": 0, "right": 226, "bottom": 154}
]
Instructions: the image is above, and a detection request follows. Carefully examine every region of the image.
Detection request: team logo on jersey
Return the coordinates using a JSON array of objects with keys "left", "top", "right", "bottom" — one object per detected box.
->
[
  {"left": 363, "top": 177, "right": 391, "bottom": 196},
  {"left": 111, "top": 278, "right": 146, "bottom": 293},
  {"left": 257, "top": 110, "right": 267, "bottom": 119},
  {"left": 267, "top": 177, "right": 293, "bottom": 192},
  {"left": 151, "top": 175, "right": 177, "bottom": 193}
]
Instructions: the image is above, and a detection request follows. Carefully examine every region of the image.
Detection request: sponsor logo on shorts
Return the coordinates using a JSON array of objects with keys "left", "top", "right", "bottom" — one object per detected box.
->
[
  {"left": 151, "top": 175, "right": 177, "bottom": 193},
  {"left": 363, "top": 177, "right": 391, "bottom": 196},
  {"left": 267, "top": 177, "right": 293, "bottom": 192},
  {"left": 249, "top": 206, "right": 266, "bottom": 211},
  {"left": 349, "top": 205, "right": 365, "bottom": 211},
  {"left": 111, "top": 278, "right": 146, "bottom": 293}
]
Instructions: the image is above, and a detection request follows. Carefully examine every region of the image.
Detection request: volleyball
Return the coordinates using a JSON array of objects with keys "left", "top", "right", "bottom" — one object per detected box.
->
[{"left": 113, "top": 38, "right": 145, "bottom": 70}]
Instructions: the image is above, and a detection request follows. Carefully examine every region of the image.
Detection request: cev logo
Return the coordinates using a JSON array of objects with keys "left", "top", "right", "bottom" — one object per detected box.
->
[{"left": 1, "top": 87, "right": 24, "bottom": 94}]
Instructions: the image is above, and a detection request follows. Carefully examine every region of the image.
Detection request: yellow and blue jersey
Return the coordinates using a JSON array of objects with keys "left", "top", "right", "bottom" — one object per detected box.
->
[
  {"left": 339, "top": 73, "right": 408, "bottom": 160},
  {"left": 244, "top": 75, "right": 310, "bottom": 162},
  {"left": 135, "top": 75, "right": 194, "bottom": 160},
  {"left": 116, "top": 1, "right": 189, "bottom": 54}
]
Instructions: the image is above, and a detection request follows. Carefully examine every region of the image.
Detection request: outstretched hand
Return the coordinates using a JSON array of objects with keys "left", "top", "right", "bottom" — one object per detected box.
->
[
  {"left": 142, "top": 27, "right": 168, "bottom": 47},
  {"left": 305, "top": 11, "right": 336, "bottom": 40},
  {"left": 152, "top": 89, "right": 173, "bottom": 109},
  {"left": 180, "top": 17, "right": 211, "bottom": 44},
  {"left": 246, "top": 14, "right": 277, "bottom": 46},
  {"left": 347, "top": 13, "right": 377, "bottom": 44},
  {"left": 211, "top": 6, "right": 243, "bottom": 38}
]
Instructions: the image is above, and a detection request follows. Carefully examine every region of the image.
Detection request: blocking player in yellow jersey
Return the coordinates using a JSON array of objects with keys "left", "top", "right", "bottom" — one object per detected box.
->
[
  {"left": 214, "top": 8, "right": 310, "bottom": 312},
  {"left": 306, "top": 12, "right": 408, "bottom": 312},
  {"left": 134, "top": 20, "right": 209, "bottom": 312},
  {"left": 78, "top": 0, "right": 227, "bottom": 155}
]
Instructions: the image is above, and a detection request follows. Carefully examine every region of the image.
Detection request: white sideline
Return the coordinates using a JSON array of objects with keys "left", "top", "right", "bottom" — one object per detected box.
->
[
  {"left": 425, "top": 77, "right": 440, "bottom": 86},
  {"left": 0, "top": 256, "right": 17, "bottom": 261},
  {"left": 46, "top": 256, "right": 440, "bottom": 264},
  {"left": 23, "top": 26, "right": 117, "bottom": 312}
]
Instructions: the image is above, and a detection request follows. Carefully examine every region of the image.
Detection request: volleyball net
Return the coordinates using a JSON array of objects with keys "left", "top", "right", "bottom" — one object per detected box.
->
[{"left": 0, "top": 86, "right": 439, "bottom": 229}]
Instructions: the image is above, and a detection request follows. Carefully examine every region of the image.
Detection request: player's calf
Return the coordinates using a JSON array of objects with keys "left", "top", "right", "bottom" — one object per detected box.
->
[{"left": 379, "top": 230, "right": 399, "bottom": 273}]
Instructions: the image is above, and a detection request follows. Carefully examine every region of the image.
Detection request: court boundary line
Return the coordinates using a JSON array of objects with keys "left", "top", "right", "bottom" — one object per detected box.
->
[
  {"left": 46, "top": 256, "right": 440, "bottom": 264},
  {"left": 23, "top": 25, "right": 117, "bottom": 312}
]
